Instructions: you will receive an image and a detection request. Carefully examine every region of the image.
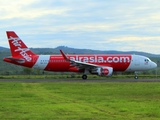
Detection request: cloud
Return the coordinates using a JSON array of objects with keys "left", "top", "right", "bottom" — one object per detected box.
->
[
  {"left": 0, "top": 0, "right": 70, "bottom": 20},
  {"left": 108, "top": 36, "right": 160, "bottom": 42},
  {"left": 0, "top": 0, "right": 160, "bottom": 54}
]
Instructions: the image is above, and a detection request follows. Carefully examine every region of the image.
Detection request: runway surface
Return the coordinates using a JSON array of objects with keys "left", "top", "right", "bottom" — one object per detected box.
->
[{"left": 0, "top": 79, "right": 160, "bottom": 82}]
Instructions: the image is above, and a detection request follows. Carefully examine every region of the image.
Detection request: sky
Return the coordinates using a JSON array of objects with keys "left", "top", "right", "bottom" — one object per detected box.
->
[{"left": 0, "top": 0, "right": 160, "bottom": 54}]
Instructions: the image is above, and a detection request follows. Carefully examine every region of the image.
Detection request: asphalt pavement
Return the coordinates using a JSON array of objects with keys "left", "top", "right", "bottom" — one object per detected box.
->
[{"left": 0, "top": 79, "right": 160, "bottom": 82}]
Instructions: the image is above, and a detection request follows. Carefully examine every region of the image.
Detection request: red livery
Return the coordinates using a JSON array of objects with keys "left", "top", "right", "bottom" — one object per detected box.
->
[{"left": 3, "top": 31, "right": 157, "bottom": 79}]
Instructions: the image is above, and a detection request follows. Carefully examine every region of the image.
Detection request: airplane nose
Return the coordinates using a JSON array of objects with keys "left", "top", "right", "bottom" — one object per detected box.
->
[{"left": 152, "top": 62, "right": 157, "bottom": 69}]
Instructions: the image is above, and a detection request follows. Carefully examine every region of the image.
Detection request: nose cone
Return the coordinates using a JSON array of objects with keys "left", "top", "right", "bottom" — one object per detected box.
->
[{"left": 152, "top": 62, "right": 157, "bottom": 69}]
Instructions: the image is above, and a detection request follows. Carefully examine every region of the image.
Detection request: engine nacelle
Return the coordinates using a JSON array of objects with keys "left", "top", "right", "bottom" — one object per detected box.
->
[{"left": 97, "top": 67, "right": 113, "bottom": 76}]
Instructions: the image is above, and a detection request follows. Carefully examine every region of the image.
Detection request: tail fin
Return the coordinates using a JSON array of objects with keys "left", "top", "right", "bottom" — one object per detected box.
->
[{"left": 6, "top": 31, "right": 36, "bottom": 62}]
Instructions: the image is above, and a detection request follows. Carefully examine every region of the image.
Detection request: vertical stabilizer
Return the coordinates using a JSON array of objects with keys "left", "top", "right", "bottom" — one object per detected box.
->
[{"left": 6, "top": 31, "right": 36, "bottom": 62}]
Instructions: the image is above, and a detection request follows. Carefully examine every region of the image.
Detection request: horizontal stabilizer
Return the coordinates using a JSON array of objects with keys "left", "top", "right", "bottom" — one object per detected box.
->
[{"left": 4, "top": 57, "right": 25, "bottom": 63}]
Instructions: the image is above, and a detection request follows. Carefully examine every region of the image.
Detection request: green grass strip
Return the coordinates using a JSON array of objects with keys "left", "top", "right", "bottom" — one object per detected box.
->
[{"left": 0, "top": 82, "right": 159, "bottom": 119}]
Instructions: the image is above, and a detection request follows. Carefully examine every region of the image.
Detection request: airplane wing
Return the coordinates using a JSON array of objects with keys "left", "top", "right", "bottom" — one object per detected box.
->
[{"left": 60, "top": 50, "right": 99, "bottom": 70}]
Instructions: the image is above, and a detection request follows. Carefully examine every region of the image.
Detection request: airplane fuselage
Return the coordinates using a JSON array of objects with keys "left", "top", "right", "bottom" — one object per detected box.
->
[
  {"left": 3, "top": 31, "right": 157, "bottom": 79},
  {"left": 4, "top": 54, "right": 157, "bottom": 72}
]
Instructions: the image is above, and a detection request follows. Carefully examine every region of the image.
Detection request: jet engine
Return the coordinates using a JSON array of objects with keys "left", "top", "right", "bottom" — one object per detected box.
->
[{"left": 96, "top": 67, "right": 113, "bottom": 76}]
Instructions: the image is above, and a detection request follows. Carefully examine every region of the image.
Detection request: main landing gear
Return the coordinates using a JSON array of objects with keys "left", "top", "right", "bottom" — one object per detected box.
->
[
  {"left": 82, "top": 69, "right": 88, "bottom": 80},
  {"left": 134, "top": 72, "right": 138, "bottom": 79},
  {"left": 82, "top": 74, "right": 87, "bottom": 80}
]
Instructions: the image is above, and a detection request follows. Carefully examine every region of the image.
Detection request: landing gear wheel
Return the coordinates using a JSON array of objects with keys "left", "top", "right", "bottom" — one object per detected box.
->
[
  {"left": 82, "top": 74, "right": 87, "bottom": 80},
  {"left": 134, "top": 76, "right": 138, "bottom": 79}
]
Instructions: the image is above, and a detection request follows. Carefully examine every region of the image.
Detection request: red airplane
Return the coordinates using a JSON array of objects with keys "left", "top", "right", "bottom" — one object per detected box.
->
[{"left": 3, "top": 31, "right": 157, "bottom": 79}]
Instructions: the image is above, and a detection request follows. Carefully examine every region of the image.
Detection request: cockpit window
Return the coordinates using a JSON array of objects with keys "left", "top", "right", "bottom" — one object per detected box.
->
[{"left": 144, "top": 59, "right": 149, "bottom": 62}]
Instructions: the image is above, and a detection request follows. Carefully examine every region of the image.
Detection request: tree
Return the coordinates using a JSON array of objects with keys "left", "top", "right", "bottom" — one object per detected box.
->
[{"left": 23, "top": 67, "right": 32, "bottom": 75}]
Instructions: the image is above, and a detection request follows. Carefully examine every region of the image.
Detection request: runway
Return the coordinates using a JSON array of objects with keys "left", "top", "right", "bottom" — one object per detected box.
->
[{"left": 0, "top": 79, "right": 160, "bottom": 82}]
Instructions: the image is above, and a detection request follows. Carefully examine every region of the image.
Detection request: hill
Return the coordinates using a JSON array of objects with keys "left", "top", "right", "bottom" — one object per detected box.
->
[
  {"left": 29, "top": 46, "right": 159, "bottom": 57},
  {"left": 0, "top": 46, "right": 9, "bottom": 52},
  {"left": 1, "top": 46, "right": 160, "bottom": 57}
]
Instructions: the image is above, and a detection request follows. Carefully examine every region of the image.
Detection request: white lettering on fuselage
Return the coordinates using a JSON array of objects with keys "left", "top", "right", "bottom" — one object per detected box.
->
[
  {"left": 10, "top": 36, "right": 32, "bottom": 62},
  {"left": 69, "top": 55, "right": 130, "bottom": 63}
]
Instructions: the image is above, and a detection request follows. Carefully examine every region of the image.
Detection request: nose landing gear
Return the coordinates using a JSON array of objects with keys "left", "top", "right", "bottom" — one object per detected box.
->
[{"left": 134, "top": 72, "right": 138, "bottom": 79}]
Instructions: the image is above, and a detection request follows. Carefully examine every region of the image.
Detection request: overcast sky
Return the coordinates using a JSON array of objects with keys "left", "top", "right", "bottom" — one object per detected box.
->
[{"left": 0, "top": 0, "right": 160, "bottom": 54}]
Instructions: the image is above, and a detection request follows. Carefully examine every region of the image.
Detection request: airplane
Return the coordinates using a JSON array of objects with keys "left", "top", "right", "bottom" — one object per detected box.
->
[{"left": 3, "top": 31, "right": 157, "bottom": 79}]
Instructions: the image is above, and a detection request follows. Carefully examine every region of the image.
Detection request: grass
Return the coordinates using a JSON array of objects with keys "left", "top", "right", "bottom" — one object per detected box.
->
[{"left": 0, "top": 82, "right": 160, "bottom": 119}]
